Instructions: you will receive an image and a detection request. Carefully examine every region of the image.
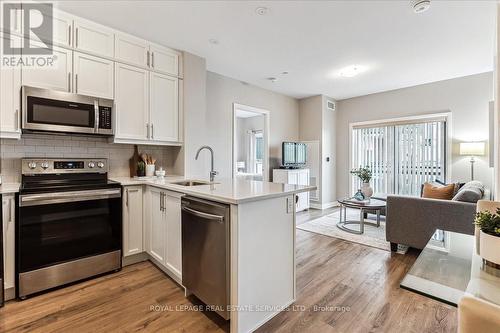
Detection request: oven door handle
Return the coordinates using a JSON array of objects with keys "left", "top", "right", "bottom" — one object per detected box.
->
[{"left": 20, "top": 189, "right": 122, "bottom": 207}]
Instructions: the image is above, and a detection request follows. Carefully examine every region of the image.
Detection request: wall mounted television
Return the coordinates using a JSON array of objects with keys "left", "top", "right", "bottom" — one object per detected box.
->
[{"left": 281, "top": 142, "right": 307, "bottom": 168}]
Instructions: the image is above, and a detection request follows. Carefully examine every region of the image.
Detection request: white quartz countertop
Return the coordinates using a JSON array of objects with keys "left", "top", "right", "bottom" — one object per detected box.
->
[
  {"left": 111, "top": 176, "right": 316, "bottom": 204},
  {"left": 0, "top": 183, "right": 20, "bottom": 194}
]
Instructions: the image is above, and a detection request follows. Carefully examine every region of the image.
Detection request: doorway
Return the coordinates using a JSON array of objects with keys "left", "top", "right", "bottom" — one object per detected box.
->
[{"left": 232, "top": 103, "right": 270, "bottom": 181}]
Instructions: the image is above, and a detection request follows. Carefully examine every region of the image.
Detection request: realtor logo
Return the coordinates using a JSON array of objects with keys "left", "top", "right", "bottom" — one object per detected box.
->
[{"left": 2, "top": 3, "right": 53, "bottom": 55}]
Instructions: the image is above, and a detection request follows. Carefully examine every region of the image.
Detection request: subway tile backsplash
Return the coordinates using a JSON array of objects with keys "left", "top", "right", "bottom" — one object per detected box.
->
[{"left": 0, "top": 134, "right": 180, "bottom": 183}]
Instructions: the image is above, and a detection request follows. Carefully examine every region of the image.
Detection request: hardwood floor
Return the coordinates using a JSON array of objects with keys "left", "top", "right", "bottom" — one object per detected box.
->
[{"left": 0, "top": 209, "right": 457, "bottom": 333}]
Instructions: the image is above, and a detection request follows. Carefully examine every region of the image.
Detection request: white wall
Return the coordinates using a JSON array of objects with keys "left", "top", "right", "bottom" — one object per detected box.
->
[
  {"left": 336, "top": 72, "right": 494, "bottom": 199},
  {"left": 206, "top": 72, "right": 299, "bottom": 179}
]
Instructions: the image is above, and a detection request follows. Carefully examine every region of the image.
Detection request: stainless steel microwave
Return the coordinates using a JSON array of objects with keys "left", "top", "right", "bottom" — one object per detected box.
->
[{"left": 22, "top": 86, "right": 114, "bottom": 136}]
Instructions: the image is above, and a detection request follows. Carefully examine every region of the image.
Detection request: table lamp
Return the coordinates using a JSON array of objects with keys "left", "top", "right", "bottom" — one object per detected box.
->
[{"left": 459, "top": 142, "right": 485, "bottom": 181}]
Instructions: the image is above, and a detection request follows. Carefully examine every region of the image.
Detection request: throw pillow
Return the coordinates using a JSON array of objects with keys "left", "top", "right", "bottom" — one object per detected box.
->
[
  {"left": 422, "top": 182, "right": 455, "bottom": 200},
  {"left": 452, "top": 181, "right": 485, "bottom": 203}
]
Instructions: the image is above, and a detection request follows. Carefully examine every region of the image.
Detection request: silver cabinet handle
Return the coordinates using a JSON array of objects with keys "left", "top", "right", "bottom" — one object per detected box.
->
[
  {"left": 181, "top": 206, "right": 224, "bottom": 222},
  {"left": 68, "top": 26, "right": 71, "bottom": 46},
  {"left": 126, "top": 189, "right": 129, "bottom": 207},
  {"left": 151, "top": 123, "right": 154, "bottom": 139},
  {"left": 76, "top": 27, "right": 79, "bottom": 47},
  {"left": 68, "top": 72, "right": 71, "bottom": 92},
  {"left": 146, "top": 124, "right": 150, "bottom": 139},
  {"left": 75, "top": 73, "right": 78, "bottom": 92},
  {"left": 147, "top": 50, "right": 150, "bottom": 67},
  {"left": 8, "top": 198, "right": 12, "bottom": 223},
  {"left": 159, "top": 192, "right": 163, "bottom": 211},
  {"left": 151, "top": 52, "right": 154, "bottom": 68}
]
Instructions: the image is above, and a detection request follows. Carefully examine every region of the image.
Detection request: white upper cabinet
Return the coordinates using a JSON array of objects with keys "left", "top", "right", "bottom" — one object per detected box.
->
[
  {"left": 73, "top": 51, "right": 113, "bottom": 98},
  {"left": 115, "top": 32, "right": 149, "bottom": 68},
  {"left": 0, "top": 4, "right": 23, "bottom": 36},
  {"left": 22, "top": 41, "right": 72, "bottom": 92},
  {"left": 114, "top": 62, "right": 149, "bottom": 141},
  {"left": 74, "top": 17, "right": 114, "bottom": 58},
  {"left": 0, "top": 34, "right": 22, "bottom": 139},
  {"left": 149, "top": 43, "right": 180, "bottom": 76},
  {"left": 150, "top": 72, "right": 179, "bottom": 142},
  {"left": 33, "top": 7, "right": 73, "bottom": 48}
]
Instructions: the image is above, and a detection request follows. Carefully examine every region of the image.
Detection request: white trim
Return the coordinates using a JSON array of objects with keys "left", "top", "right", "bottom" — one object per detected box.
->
[
  {"left": 232, "top": 103, "right": 271, "bottom": 181},
  {"left": 348, "top": 111, "right": 452, "bottom": 197}
]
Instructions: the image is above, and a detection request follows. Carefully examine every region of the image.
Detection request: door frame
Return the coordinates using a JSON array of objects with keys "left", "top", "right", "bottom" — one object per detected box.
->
[{"left": 232, "top": 103, "right": 271, "bottom": 181}]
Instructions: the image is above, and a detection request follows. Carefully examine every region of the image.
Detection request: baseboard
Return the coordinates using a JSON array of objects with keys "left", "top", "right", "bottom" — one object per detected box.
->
[
  {"left": 310, "top": 201, "right": 339, "bottom": 210},
  {"left": 122, "top": 252, "right": 149, "bottom": 266}
]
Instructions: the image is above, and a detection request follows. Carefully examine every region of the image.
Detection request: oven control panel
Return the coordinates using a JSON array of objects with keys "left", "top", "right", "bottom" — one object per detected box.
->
[{"left": 22, "top": 158, "right": 108, "bottom": 174}]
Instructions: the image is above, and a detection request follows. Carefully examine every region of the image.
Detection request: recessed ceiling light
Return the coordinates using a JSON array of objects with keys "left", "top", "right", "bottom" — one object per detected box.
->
[
  {"left": 267, "top": 77, "right": 278, "bottom": 83},
  {"left": 339, "top": 65, "right": 366, "bottom": 78},
  {"left": 208, "top": 38, "right": 219, "bottom": 45},
  {"left": 281, "top": 71, "right": 289, "bottom": 75},
  {"left": 255, "top": 7, "right": 269, "bottom": 16},
  {"left": 412, "top": 0, "right": 431, "bottom": 13}
]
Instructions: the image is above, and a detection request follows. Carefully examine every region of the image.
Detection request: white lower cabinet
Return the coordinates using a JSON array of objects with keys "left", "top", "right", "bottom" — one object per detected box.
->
[
  {"left": 2, "top": 194, "right": 15, "bottom": 294},
  {"left": 273, "top": 168, "right": 310, "bottom": 212},
  {"left": 165, "top": 191, "right": 182, "bottom": 278},
  {"left": 148, "top": 187, "right": 166, "bottom": 263},
  {"left": 142, "top": 186, "right": 182, "bottom": 280},
  {"left": 122, "top": 186, "right": 143, "bottom": 257}
]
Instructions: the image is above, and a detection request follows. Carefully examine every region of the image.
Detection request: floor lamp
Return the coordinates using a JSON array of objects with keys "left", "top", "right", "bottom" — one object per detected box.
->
[{"left": 459, "top": 142, "right": 485, "bottom": 181}]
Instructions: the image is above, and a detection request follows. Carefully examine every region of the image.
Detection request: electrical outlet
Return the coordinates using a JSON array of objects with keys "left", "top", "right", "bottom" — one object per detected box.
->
[{"left": 287, "top": 197, "right": 294, "bottom": 213}]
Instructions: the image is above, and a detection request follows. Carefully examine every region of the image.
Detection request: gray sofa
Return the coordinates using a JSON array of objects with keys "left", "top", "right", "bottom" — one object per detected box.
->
[{"left": 386, "top": 195, "right": 477, "bottom": 251}]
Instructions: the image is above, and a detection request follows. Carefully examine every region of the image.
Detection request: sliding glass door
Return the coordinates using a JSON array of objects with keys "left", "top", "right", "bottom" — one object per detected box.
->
[{"left": 351, "top": 119, "right": 447, "bottom": 197}]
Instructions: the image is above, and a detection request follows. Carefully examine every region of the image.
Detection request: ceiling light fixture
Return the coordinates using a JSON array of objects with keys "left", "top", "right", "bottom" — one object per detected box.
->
[
  {"left": 412, "top": 0, "right": 431, "bottom": 14},
  {"left": 267, "top": 77, "right": 278, "bottom": 83},
  {"left": 339, "top": 65, "right": 366, "bottom": 78},
  {"left": 281, "top": 71, "right": 289, "bottom": 75},
  {"left": 208, "top": 38, "right": 219, "bottom": 45},
  {"left": 255, "top": 7, "right": 269, "bottom": 16}
]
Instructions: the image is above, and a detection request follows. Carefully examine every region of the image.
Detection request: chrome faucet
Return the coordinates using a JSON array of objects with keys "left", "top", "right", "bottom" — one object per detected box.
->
[{"left": 195, "top": 146, "right": 218, "bottom": 182}]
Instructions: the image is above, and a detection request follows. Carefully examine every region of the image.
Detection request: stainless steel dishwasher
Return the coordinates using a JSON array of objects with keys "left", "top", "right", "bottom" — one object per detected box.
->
[{"left": 181, "top": 196, "right": 230, "bottom": 320}]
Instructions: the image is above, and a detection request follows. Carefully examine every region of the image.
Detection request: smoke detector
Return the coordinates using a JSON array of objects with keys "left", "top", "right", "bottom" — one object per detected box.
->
[
  {"left": 255, "top": 7, "right": 269, "bottom": 16},
  {"left": 412, "top": 0, "right": 431, "bottom": 13}
]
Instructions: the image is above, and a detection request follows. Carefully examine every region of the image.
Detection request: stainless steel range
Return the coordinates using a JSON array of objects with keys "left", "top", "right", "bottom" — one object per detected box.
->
[{"left": 17, "top": 158, "right": 122, "bottom": 299}]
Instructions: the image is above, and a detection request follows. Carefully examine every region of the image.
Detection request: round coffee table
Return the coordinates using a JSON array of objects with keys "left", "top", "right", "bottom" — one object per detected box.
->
[{"left": 337, "top": 198, "right": 386, "bottom": 235}]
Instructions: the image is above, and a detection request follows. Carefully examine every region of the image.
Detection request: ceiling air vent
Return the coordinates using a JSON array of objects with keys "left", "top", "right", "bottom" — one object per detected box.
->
[{"left": 327, "top": 100, "right": 336, "bottom": 111}]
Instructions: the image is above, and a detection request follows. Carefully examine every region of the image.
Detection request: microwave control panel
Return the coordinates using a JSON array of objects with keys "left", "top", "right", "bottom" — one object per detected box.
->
[{"left": 99, "top": 106, "right": 112, "bottom": 129}]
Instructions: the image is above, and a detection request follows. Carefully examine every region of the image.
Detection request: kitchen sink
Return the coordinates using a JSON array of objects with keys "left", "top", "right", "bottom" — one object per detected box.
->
[{"left": 170, "top": 180, "right": 215, "bottom": 186}]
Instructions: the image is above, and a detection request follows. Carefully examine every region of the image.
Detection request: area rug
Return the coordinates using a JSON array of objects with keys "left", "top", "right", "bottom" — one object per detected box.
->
[{"left": 297, "top": 208, "right": 408, "bottom": 253}]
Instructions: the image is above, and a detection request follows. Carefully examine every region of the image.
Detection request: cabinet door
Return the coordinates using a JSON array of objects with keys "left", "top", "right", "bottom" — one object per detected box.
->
[
  {"left": 288, "top": 172, "right": 299, "bottom": 185},
  {"left": 150, "top": 72, "right": 179, "bottom": 142},
  {"left": 0, "top": 5, "right": 23, "bottom": 36},
  {"left": 165, "top": 191, "right": 182, "bottom": 278},
  {"left": 0, "top": 34, "right": 21, "bottom": 139},
  {"left": 115, "top": 33, "right": 149, "bottom": 68},
  {"left": 74, "top": 18, "right": 114, "bottom": 58},
  {"left": 123, "top": 186, "right": 143, "bottom": 257},
  {"left": 22, "top": 42, "right": 72, "bottom": 92},
  {"left": 298, "top": 170, "right": 309, "bottom": 186},
  {"left": 149, "top": 188, "right": 166, "bottom": 263},
  {"left": 74, "top": 51, "right": 113, "bottom": 98},
  {"left": 114, "top": 63, "right": 149, "bottom": 141},
  {"left": 34, "top": 7, "right": 73, "bottom": 48},
  {"left": 2, "top": 194, "right": 15, "bottom": 290},
  {"left": 150, "top": 43, "right": 180, "bottom": 76}
]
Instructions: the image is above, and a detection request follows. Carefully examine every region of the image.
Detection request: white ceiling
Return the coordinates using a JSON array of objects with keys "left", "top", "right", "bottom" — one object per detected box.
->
[{"left": 55, "top": 0, "right": 496, "bottom": 100}]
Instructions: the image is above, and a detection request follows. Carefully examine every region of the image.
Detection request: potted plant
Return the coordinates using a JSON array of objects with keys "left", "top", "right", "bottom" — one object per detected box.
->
[
  {"left": 350, "top": 166, "right": 373, "bottom": 198},
  {"left": 137, "top": 161, "right": 146, "bottom": 177},
  {"left": 474, "top": 208, "right": 500, "bottom": 266}
]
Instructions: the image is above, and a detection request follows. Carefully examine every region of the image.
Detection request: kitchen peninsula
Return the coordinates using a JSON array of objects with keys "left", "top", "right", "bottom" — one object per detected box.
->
[{"left": 114, "top": 176, "right": 315, "bottom": 333}]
